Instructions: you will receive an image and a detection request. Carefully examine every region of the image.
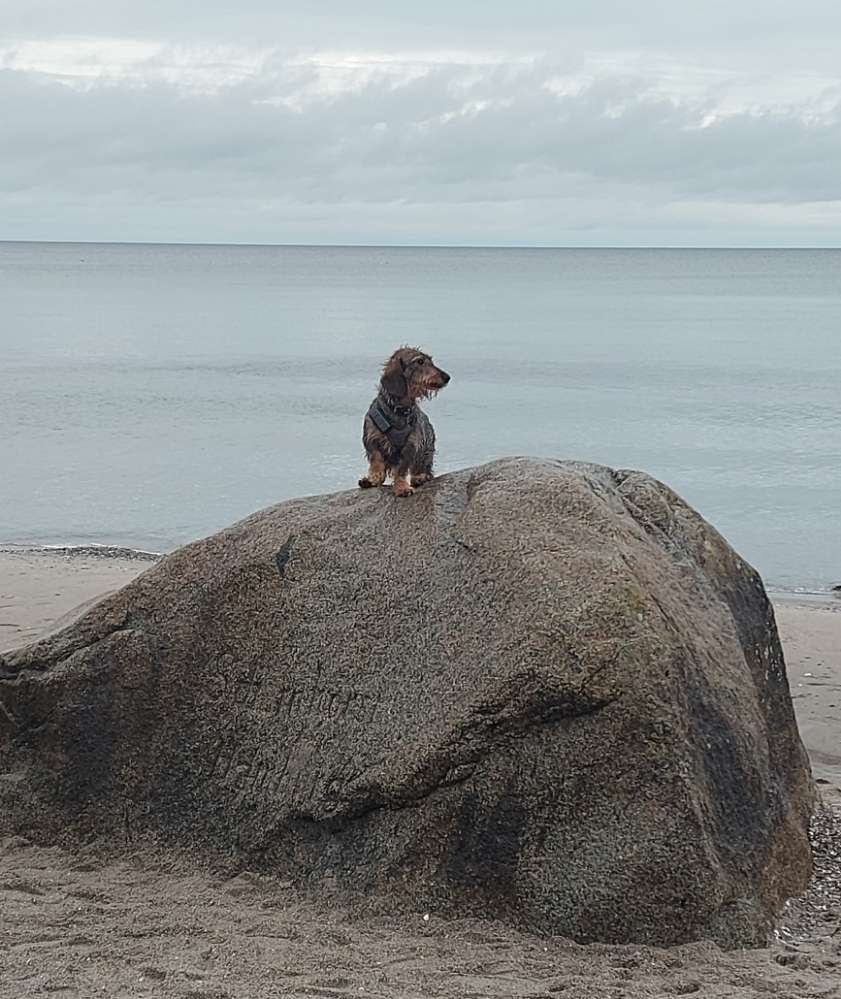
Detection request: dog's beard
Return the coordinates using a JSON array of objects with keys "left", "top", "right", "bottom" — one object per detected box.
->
[{"left": 416, "top": 379, "right": 444, "bottom": 400}]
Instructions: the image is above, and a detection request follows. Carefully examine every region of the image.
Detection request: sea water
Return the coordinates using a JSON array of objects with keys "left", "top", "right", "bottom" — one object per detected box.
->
[{"left": 1, "top": 242, "right": 839, "bottom": 591}]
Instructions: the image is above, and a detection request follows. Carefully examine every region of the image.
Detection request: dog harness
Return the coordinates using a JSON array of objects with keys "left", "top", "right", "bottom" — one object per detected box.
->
[{"left": 368, "top": 397, "right": 416, "bottom": 449}]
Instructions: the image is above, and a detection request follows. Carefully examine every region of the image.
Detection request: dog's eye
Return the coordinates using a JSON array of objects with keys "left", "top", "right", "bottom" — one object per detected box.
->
[{"left": 413, "top": 356, "right": 426, "bottom": 366}]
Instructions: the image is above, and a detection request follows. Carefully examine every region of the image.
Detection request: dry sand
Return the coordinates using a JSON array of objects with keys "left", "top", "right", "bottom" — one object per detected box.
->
[
  {"left": 776, "top": 598, "right": 841, "bottom": 797},
  {"left": 0, "top": 548, "right": 158, "bottom": 651},
  {"left": 1, "top": 550, "right": 840, "bottom": 998}
]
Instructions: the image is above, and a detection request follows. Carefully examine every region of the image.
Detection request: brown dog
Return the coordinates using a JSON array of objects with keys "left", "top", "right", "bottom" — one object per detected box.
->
[{"left": 359, "top": 347, "right": 450, "bottom": 497}]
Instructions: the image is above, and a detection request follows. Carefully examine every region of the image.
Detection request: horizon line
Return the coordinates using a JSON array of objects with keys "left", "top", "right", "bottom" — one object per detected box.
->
[{"left": 1, "top": 238, "right": 840, "bottom": 251}]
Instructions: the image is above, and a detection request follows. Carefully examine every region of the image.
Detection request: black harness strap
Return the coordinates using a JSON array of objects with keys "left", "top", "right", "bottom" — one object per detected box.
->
[
  {"left": 369, "top": 403, "right": 392, "bottom": 434},
  {"left": 368, "top": 399, "right": 416, "bottom": 450}
]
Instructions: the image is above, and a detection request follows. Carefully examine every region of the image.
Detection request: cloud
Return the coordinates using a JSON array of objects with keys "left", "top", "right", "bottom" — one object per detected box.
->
[{"left": 1, "top": 4, "right": 840, "bottom": 244}]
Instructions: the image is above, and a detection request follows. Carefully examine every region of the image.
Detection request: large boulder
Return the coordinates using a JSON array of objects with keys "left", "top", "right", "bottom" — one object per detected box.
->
[{"left": 0, "top": 458, "right": 813, "bottom": 946}]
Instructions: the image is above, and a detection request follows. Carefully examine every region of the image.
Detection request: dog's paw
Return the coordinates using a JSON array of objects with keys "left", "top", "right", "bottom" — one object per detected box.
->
[
  {"left": 393, "top": 480, "right": 414, "bottom": 497},
  {"left": 412, "top": 472, "right": 433, "bottom": 486}
]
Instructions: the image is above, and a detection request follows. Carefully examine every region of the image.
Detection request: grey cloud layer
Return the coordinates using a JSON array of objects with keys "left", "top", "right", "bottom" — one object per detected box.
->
[{"left": 3, "top": 66, "right": 840, "bottom": 189}]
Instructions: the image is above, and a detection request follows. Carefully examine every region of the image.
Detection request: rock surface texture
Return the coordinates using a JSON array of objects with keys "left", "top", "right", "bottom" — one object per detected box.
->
[{"left": 0, "top": 459, "right": 814, "bottom": 946}]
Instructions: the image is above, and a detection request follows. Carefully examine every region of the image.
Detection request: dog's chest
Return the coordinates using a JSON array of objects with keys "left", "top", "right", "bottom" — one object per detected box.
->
[{"left": 368, "top": 400, "right": 430, "bottom": 451}]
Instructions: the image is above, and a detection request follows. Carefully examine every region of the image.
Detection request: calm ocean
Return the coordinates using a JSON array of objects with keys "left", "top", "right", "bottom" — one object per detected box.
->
[{"left": 1, "top": 242, "right": 839, "bottom": 592}]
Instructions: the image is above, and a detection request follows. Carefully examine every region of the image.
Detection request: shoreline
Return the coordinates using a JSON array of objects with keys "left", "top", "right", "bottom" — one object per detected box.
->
[
  {"left": 3, "top": 542, "right": 839, "bottom": 602},
  {"left": 0, "top": 543, "right": 162, "bottom": 561},
  {"left": 769, "top": 586, "right": 841, "bottom": 607}
]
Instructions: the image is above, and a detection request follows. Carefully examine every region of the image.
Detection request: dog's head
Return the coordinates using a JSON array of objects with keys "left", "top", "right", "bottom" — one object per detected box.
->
[{"left": 381, "top": 347, "right": 450, "bottom": 402}]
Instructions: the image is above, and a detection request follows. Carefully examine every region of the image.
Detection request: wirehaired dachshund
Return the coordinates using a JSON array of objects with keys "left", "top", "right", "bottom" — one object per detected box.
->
[{"left": 359, "top": 347, "right": 451, "bottom": 497}]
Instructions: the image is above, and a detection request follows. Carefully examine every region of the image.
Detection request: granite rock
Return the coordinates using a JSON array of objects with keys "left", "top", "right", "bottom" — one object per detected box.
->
[{"left": 0, "top": 458, "right": 814, "bottom": 945}]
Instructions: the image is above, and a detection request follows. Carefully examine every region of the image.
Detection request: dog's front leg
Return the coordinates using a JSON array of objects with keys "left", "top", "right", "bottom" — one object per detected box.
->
[
  {"left": 392, "top": 447, "right": 416, "bottom": 497},
  {"left": 359, "top": 450, "right": 386, "bottom": 489}
]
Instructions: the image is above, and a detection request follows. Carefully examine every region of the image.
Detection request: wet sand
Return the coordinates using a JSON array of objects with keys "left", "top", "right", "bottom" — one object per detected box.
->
[{"left": 1, "top": 551, "right": 840, "bottom": 998}]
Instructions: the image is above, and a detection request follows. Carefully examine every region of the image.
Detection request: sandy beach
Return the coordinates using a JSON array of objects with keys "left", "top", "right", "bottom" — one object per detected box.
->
[{"left": 1, "top": 549, "right": 840, "bottom": 998}]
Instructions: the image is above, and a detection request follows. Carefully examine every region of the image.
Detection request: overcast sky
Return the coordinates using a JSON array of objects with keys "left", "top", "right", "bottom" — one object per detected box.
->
[{"left": 2, "top": 2, "right": 840, "bottom": 245}]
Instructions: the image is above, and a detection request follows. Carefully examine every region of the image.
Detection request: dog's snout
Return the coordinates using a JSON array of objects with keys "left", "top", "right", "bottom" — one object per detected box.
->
[{"left": 439, "top": 369, "right": 451, "bottom": 385}]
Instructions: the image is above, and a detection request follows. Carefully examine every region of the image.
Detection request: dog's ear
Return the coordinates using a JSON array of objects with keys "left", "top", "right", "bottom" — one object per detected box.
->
[{"left": 381, "top": 354, "right": 407, "bottom": 399}]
